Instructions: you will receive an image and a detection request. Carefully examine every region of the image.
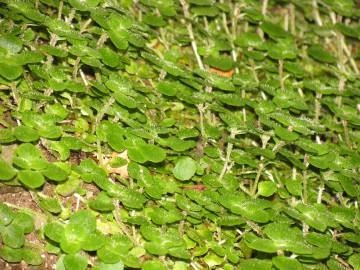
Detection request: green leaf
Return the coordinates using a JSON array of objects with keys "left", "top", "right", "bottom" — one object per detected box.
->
[
  {"left": 274, "top": 125, "right": 299, "bottom": 141},
  {"left": 264, "top": 223, "right": 312, "bottom": 254},
  {"left": 266, "top": 39, "right": 298, "bottom": 60},
  {"left": 22, "top": 248, "right": 43, "bottom": 265},
  {"left": 204, "top": 55, "right": 234, "bottom": 71},
  {"left": 63, "top": 253, "right": 88, "bottom": 270},
  {"left": 156, "top": 81, "right": 181, "bottom": 96},
  {"left": 244, "top": 233, "right": 278, "bottom": 253},
  {"left": 172, "top": 157, "right": 197, "bottom": 181},
  {"left": 308, "top": 45, "right": 336, "bottom": 64},
  {"left": 39, "top": 197, "right": 62, "bottom": 214},
  {"left": 69, "top": 209, "right": 97, "bottom": 234},
  {"left": 0, "top": 203, "right": 14, "bottom": 226},
  {"left": 149, "top": 207, "right": 183, "bottom": 225},
  {"left": 261, "top": 22, "right": 289, "bottom": 39},
  {"left": 257, "top": 181, "right": 277, "bottom": 197},
  {"left": 12, "top": 212, "right": 34, "bottom": 233},
  {"left": 13, "top": 125, "right": 39, "bottom": 142},
  {"left": 44, "top": 222, "right": 65, "bottom": 243},
  {"left": 0, "top": 159, "right": 16, "bottom": 181},
  {"left": 349, "top": 253, "right": 360, "bottom": 270},
  {"left": 0, "top": 64, "right": 23, "bottom": 80},
  {"left": 42, "top": 162, "right": 71, "bottom": 182},
  {"left": 97, "top": 234, "right": 132, "bottom": 263},
  {"left": 309, "top": 153, "right": 335, "bottom": 169},
  {"left": 93, "top": 261, "right": 124, "bottom": 270},
  {"left": 143, "top": 14, "right": 166, "bottom": 27},
  {"left": 142, "top": 259, "right": 167, "bottom": 270},
  {"left": 13, "top": 143, "right": 47, "bottom": 170},
  {"left": 89, "top": 192, "right": 115, "bottom": 212},
  {"left": 191, "top": 6, "right": 219, "bottom": 17},
  {"left": 0, "top": 246, "right": 22, "bottom": 263},
  {"left": 240, "top": 259, "right": 272, "bottom": 270},
  {"left": 1, "top": 223, "right": 25, "bottom": 248},
  {"left": 108, "top": 30, "right": 129, "bottom": 50},
  {"left": 127, "top": 141, "right": 166, "bottom": 163},
  {"left": 204, "top": 253, "right": 224, "bottom": 267},
  {"left": 18, "top": 170, "right": 45, "bottom": 189},
  {"left": 296, "top": 204, "right": 335, "bottom": 232},
  {"left": 272, "top": 256, "right": 302, "bottom": 270},
  {"left": 99, "top": 47, "right": 120, "bottom": 67},
  {"left": 81, "top": 231, "right": 106, "bottom": 251},
  {"left": 0, "top": 34, "right": 23, "bottom": 53},
  {"left": 284, "top": 179, "right": 302, "bottom": 196},
  {"left": 235, "top": 32, "right": 263, "bottom": 48},
  {"left": 68, "top": 0, "right": 101, "bottom": 11}
]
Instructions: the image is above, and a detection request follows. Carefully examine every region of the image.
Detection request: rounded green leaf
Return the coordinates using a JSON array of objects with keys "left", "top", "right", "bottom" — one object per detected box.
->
[
  {"left": 0, "top": 64, "right": 23, "bottom": 80},
  {"left": 12, "top": 212, "right": 34, "bottom": 233},
  {"left": 1, "top": 223, "right": 25, "bottom": 248},
  {"left": 204, "top": 55, "right": 234, "bottom": 71},
  {"left": 18, "top": 170, "right": 45, "bottom": 189},
  {"left": 240, "top": 259, "right": 272, "bottom": 270},
  {"left": 272, "top": 256, "right": 302, "bottom": 270},
  {"left": 0, "top": 203, "right": 14, "bottom": 226},
  {"left": 42, "top": 162, "right": 71, "bottom": 182},
  {"left": 97, "top": 235, "right": 132, "bottom": 264},
  {"left": 0, "top": 159, "right": 16, "bottom": 181},
  {"left": 235, "top": 32, "right": 263, "bottom": 48},
  {"left": 69, "top": 209, "right": 96, "bottom": 234},
  {"left": 13, "top": 125, "right": 39, "bottom": 142},
  {"left": 0, "top": 34, "right": 23, "bottom": 53},
  {"left": 93, "top": 261, "right": 124, "bottom": 270},
  {"left": 44, "top": 222, "right": 65, "bottom": 243},
  {"left": 81, "top": 231, "right": 106, "bottom": 251},
  {"left": 39, "top": 197, "right": 62, "bottom": 214},
  {"left": 257, "top": 181, "right": 277, "bottom": 197},
  {"left": 13, "top": 143, "right": 47, "bottom": 170},
  {"left": 0, "top": 246, "right": 22, "bottom": 263},
  {"left": 142, "top": 260, "right": 167, "bottom": 270},
  {"left": 173, "top": 157, "right": 197, "bottom": 181},
  {"left": 89, "top": 192, "right": 115, "bottom": 212},
  {"left": 349, "top": 253, "right": 360, "bottom": 270},
  {"left": 22, "top": 248, "right": 43, "bottom": 266},
  {"left": 63, "top": 253, "right": 88, "bottom": 270}
]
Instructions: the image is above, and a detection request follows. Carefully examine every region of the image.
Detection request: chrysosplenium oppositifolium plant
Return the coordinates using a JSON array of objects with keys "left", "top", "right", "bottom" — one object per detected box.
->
[{"left": 0, "top": 0, "right": 360, "bottom": 269}]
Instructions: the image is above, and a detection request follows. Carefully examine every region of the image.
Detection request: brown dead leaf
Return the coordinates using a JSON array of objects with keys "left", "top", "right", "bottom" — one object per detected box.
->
[
  {"left": 209, "top": 67, "right": 234, "bottom": 78},
  {"left": 107, "top": 150, "right": 129, "bottom": 179}
]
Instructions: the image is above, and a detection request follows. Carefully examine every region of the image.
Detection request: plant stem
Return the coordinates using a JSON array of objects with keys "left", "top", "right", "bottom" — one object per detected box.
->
[
  {"left": 250, "top": 163, "right": 264, "bottom": 197},
  {"left": 218, "top": 129, "right": 237, "bottom": 181},
  {"left": 312, "top": 0, "right": 323, "bottom": 26},
  {"left": 279, "top": 59, "right": 284, "bottom": 90},
  {"left": 289, "top": 4, "right": 296, "bottom": 35},
  {"left": 179, "top": 0, "right": 204, "bottom": 70},
  {"left": 302, "top": 171, "right": 308, "bottom": 204},
  {"left": 261, "top": 0, "right": 268, "bottom": 16}
]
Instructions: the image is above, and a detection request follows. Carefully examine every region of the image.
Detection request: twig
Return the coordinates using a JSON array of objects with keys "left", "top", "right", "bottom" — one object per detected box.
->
[
  {"left": 218, "top": 129, "right": 238, "bottom": 181},
  {"left": 312, "top": 0, "right": 323, "bottom": 26},
  {"left": 262, "top": 0, "right": 269, "bottom": 16},
  {"left": 250, "top": 163, "right": 264, "bottom": 197},
  {"left": 179, "top": 0, "right": 204, "bottom": 70},
  {"left": 196, "top": 104, "right": 207, "bottom": 138}
]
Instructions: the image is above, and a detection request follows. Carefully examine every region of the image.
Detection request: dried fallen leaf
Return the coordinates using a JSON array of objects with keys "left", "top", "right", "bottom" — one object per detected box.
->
[
  {"left": 107, "top": 150, "right": 129, "bottom": 179},
  {"left": 209, "top": 67, "right": 234, "bottom": 78}
]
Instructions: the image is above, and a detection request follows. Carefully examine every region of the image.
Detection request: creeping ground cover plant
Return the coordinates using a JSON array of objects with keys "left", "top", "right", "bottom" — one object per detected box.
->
[{"left": 0, "top": 0, "right": 360, "bottom": 269}]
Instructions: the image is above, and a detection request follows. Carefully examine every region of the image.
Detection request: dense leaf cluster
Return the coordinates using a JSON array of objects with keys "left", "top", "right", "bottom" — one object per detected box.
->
[{"left": 0, "top": 0, "right": 359, "bottom": 269}]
